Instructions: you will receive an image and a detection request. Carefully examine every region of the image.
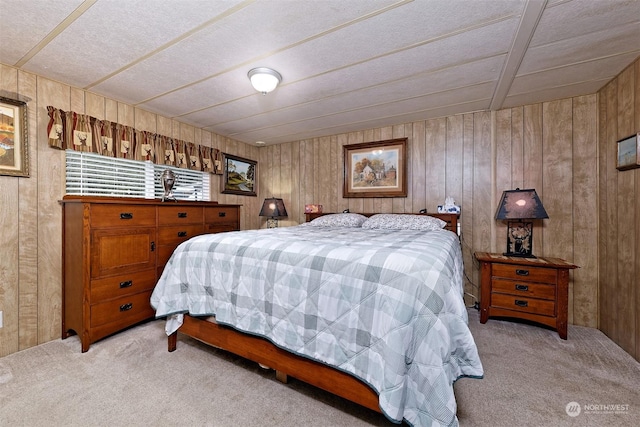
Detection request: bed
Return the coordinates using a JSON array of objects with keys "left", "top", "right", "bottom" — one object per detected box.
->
[{"left": 151, "top": 212, "right": 483, "bottom": 427}]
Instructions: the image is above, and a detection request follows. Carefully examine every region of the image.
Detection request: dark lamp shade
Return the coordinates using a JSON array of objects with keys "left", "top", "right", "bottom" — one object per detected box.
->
[
  {"left": 495, "top": 188, "right": 549, "bottom": 220},
  {"left": 259, "top": 197, "right": 288, "bottom": 218}
]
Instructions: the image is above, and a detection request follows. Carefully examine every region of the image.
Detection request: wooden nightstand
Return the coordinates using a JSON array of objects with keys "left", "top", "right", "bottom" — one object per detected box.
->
[{"left": 474, "top": 252, "right": 578, "bottom": 339}]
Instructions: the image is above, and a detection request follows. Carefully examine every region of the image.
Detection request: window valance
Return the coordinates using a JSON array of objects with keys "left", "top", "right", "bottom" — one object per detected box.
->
[{"left": 46, "top": 106, "right": 223, "bottom": 174}]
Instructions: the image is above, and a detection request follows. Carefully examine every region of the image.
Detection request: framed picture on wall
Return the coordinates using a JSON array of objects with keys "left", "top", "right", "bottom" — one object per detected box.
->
[
  {"left": 343, "top": 138, "right": 407, "bottom": 198},
  {"left": 221, "top": 153, "right": 257, "bottom": 196},
  {"left": 616, "top": 132, "right": 640, "bottom": 171},
  {"left": 0, "top": 96, "right": 29, "bottom": 177}
]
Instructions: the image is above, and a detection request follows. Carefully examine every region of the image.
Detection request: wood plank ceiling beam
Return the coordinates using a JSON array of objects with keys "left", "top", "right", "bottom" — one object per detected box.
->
[{"left": 489, "top": 0, "right": 548, "bottom": 111}]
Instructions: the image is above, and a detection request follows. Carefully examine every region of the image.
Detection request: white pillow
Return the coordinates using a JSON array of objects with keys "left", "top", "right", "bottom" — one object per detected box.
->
[
  {"left": 361, "top": 214, "right": 446, "bottom": 231},
  {"left": 308, "top": 213, "right": 368, "bottom": 228}
]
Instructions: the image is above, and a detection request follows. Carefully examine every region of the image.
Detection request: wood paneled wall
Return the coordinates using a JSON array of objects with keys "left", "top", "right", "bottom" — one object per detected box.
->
[
  {"left": 0, "top": 64, "right": 259, "bottom": 357},
  {"left": 258, "top": 98, "right": 599, "bottom": 334},
  {"left": 598, "top": 57, "right": 640, "bottom": 361}
]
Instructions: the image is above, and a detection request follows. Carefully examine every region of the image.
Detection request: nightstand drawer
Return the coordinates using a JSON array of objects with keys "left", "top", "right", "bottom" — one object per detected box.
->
[
  {"left": 492, "top": 263, "right": 557, "bottom": 284},
  {"left": 491, "top": 293, "right": 555, "bottom": 317},
  {"left": 492, "top": 278, "right": 555, "bottom": 300}
]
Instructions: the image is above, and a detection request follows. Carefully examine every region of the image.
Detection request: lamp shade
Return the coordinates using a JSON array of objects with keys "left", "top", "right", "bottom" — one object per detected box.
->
[
  {"left": 248, "top": 67, "right": 282, "bottom": 94},
  {"left": 259, "top": 197, "right": 288, "bottom": 218},
  {"left": 495, "top": 188, "right": 549, "bottom": 220}
]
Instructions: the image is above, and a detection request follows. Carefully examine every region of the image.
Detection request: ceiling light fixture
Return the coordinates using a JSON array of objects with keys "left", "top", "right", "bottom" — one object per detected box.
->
[{"left": 248, "top": 67, "right": 282, "bottom": 94}]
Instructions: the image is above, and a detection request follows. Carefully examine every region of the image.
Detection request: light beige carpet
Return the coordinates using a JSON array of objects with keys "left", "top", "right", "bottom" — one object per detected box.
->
[{"left": 0, "top": 309, "right": 638, "bottom": 426}]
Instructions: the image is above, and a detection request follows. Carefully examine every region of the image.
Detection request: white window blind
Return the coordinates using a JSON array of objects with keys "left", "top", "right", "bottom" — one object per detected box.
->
[{"left": 65, "top": 150, "right": 210, "bottom": 201}]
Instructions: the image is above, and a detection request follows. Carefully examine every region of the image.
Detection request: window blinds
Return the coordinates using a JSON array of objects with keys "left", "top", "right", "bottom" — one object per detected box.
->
[{"left": 65, "top": 150, "right": 210, "bottom": 201}]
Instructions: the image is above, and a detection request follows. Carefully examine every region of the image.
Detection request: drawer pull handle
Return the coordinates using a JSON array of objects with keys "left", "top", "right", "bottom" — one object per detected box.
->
[
  {"left": 515, "top": 284, "right": 529, "bottom": 291},
  {"left": 150, "top": 241, "right": 155, "bottom": 252},
  {"left": 178, "top": 231, "right": 187, "bottom": 237},
  {"left": 119, "top": 280, "right": 132, "bottom": 289},
  {"left": 514, "top": 300, "right": 528, "bottom": 308},
  {"left": 120, "top": 212, "right": 133, "bottom": 220},
  {"left": 218, "top": 212, "right": 226, "bottom": 217},
  {"left": 515, "top": 269, "right": 529, "bottom": 276},
  {"left": 120, "top": 303, "right": 133, "bottom": 312},
  {"left": 178, "top": 212, "right": 187, "bottom": 218}
]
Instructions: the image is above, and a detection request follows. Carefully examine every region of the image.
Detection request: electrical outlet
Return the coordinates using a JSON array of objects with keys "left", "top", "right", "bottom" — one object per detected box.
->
[{"left": 0, "top": 311, "right": 3, "bottom": 328}]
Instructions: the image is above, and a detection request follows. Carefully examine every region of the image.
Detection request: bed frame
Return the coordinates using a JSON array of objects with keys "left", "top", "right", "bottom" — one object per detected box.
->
[{"left": 167, "top": 212, "right": 459, "bottom": 413}]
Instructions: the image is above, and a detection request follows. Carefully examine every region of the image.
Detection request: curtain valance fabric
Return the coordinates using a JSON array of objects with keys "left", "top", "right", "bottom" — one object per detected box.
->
[{"left": 47, "top": 106, "right": 224, "bottom": 174}]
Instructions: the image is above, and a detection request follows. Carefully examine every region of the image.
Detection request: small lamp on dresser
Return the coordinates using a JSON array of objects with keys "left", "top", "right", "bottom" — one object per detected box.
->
[
  {"left": 495, "top": 188, "right": 548, "bottom": 258},
  {"left": 259, "top": 197, "right": 288, "bottom": 228}
]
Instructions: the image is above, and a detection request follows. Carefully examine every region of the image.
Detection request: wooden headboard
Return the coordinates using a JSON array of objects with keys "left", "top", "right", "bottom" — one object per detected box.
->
[{"left": 305, "top": 212, "right": 459, "bottom": 234}]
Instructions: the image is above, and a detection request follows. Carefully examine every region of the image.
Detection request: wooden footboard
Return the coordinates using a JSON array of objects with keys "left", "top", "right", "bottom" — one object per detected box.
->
[{"left": 168, "top": 314, "right": 381, "bottom": 413}]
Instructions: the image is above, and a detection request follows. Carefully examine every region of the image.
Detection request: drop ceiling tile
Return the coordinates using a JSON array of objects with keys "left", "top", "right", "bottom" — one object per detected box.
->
[
  {"left": 530, "top": 0, "right": 640, "bottom": 47},
  {"left": 21, "top": 0, "right": 247, "bottom": 87},
  {"left": 263, "top": 1, "right": 522, "bottom": 83},
  {"left": 510, "top": 51, "right": 640, "bottom": 95},
  {"left": 0, "top": 0, "right": 85, "bottom": 65},
  {"left": 520, "top": 20, "right": 640, "bottom": 74},
  {"left": 502, "top": 79, "right": 609, "bottom": 109}
]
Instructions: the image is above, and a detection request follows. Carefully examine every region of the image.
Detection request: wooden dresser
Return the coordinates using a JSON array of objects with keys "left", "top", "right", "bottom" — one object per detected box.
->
[
  {"left": 62, "top": 196, "right": 240, "bottom": 352},
  {"left": 475, "top": 252, "right": 578, "bottom": 339}
]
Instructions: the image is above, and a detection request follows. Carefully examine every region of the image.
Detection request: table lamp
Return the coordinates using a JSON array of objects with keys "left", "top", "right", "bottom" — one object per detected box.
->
[
  {"left": 259, "top": 197, "right": 287, "bottom": 228},
  {"left": 495, "top": 188, "right": 548, "bottom": 258}
]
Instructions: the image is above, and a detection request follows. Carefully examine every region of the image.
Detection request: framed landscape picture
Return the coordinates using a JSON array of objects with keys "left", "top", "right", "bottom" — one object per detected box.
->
[
  {"left": 616, "top": 132, "right": 639, "bottom": 171},
  {"left": 0, "top": 96, "right": 29, "bottom": 177},
  {"left": 221, "top": 153, "right": 257, "bottom": 196},
  {"left": 343, "top": 138, "right": 407, "bottom": 198}
]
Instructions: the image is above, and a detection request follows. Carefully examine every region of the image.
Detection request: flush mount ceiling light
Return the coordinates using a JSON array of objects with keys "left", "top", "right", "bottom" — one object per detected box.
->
[{"left": 248, "top": 67, "right": 282, "bottom": 94}]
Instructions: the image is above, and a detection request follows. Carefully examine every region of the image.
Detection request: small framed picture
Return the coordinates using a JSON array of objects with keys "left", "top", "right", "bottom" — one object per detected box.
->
[
  {"left": 343, "top": 138, "right": 407, "bottom": 198},
  {"left": 221, "top": 153, "right": 257, "bottom": 196},
  {"left": 616, "top": 132, "right": 640, "bottom": 171},
  {"left": 0, "top": 96, "right": 29, "bottom": 177}
]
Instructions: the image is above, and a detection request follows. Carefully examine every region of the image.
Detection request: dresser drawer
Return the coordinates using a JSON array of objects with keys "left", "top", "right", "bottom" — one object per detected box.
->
[
  {"left": 158, "top": 224, "right": 204, "bottom": 246},
  {"left": 492, "top": 278, "right": 555, "bottom": 300},
  {"left": 90, "top": 204, "right": 156, "bottom": 228},
  {"left": 158, "top": 206, "right": 203, "bottom": 225},
  {"left": 491, "top": 293, "right": 555, "bottom": 317},
  {"left": 492, "top": 263, "right": 557, "bottom": 284},
  {"left": 205, "top": 206, "right": 239, "bottom": 224},
  {"left": 90, "top": 268, "right": 156, "bottom": 301},
  {"left": 91, "top": 290, "right": 155, "bottom": 328}
]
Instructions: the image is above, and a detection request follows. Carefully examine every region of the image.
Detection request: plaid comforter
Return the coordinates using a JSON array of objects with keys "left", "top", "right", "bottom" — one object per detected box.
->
[{"left": 151, "top": 225, "right": 483, "bottom": 427}]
